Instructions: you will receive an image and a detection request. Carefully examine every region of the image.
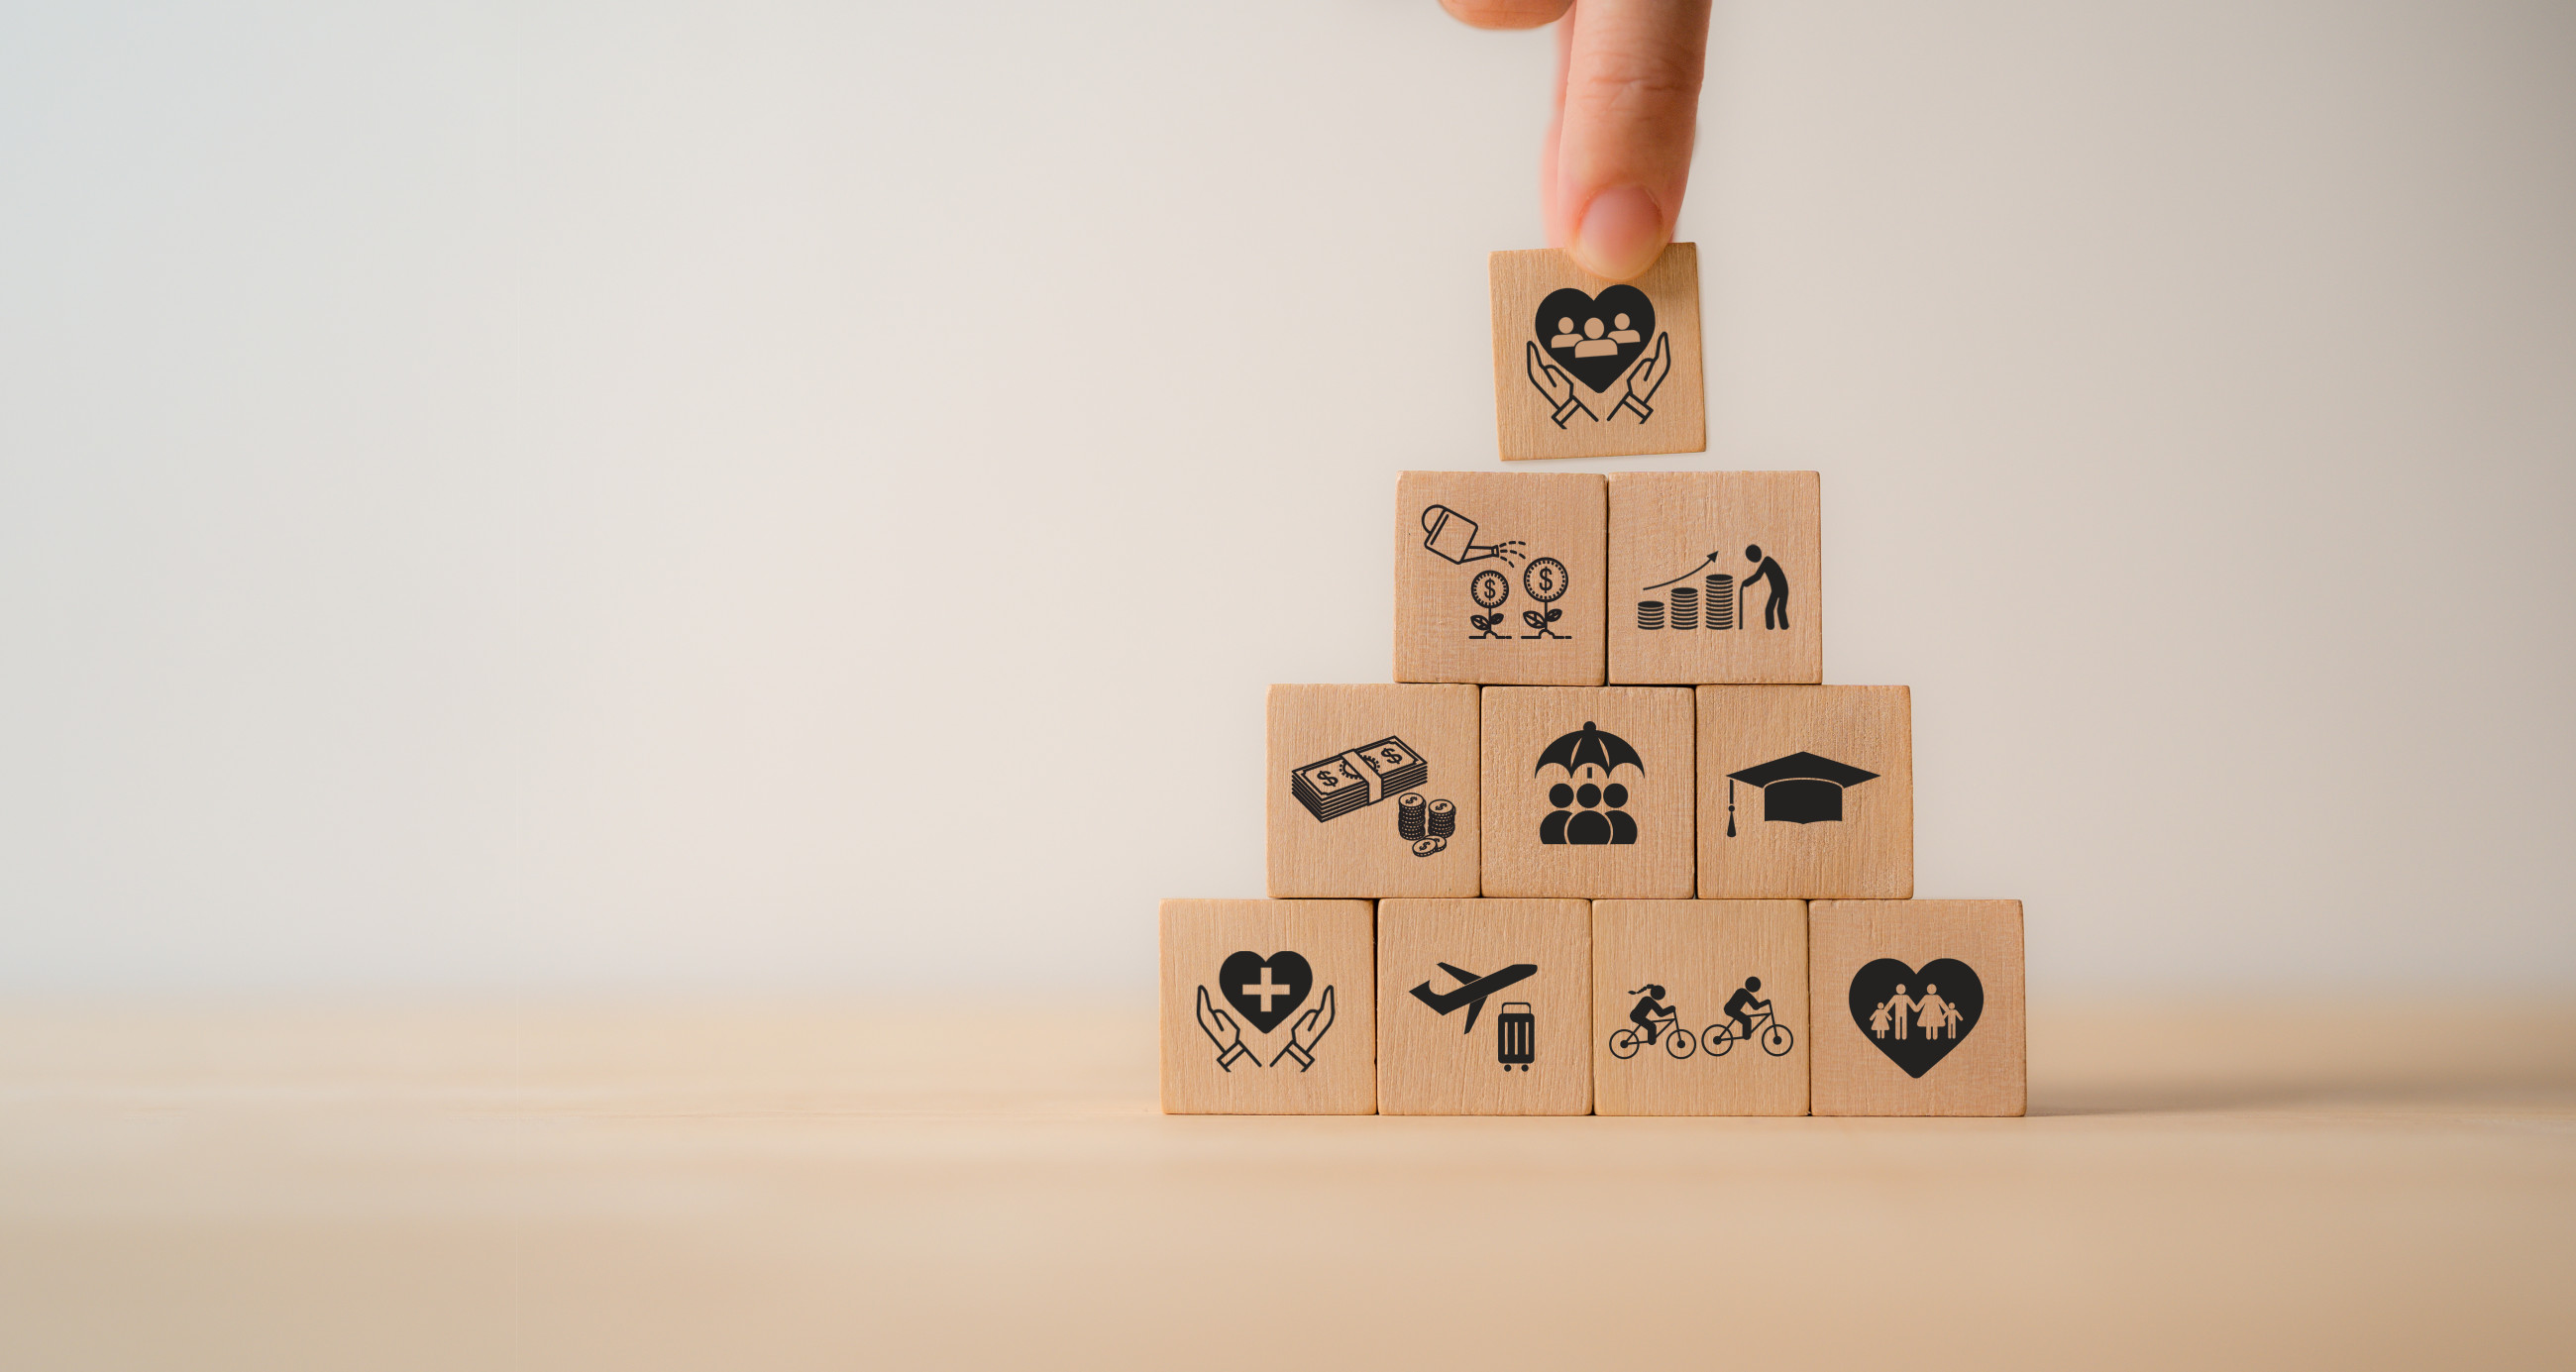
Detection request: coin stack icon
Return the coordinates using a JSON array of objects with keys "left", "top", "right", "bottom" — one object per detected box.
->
[
  {"left": 1427, "top": 798, "right": 1456, "bottom": 840},
  {"left": 1669, "top": 583, "right": 1699, "bottom": 630},
  {"left": 1397, "top": 792, "right": 1429, "bottom": 840},
  {"left": 1638, "top": 599, "right": 1665, "bottom": 630},
  {"left": 1706, "top": 572, "right": 1736, "bottom": 629}
]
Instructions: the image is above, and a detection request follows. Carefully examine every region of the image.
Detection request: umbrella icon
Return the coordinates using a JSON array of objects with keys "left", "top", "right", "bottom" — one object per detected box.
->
[{"left": 1533, "top": 721, "right": 1644, "bottom": 777}]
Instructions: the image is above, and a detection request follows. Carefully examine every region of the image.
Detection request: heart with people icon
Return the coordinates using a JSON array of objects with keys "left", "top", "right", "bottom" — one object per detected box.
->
[
  {"left": 1847, "top": 958, "right": 1984, "bottom": 1079},
  {"left": 1533, "top": 284, "right": 1657, "bottom": 394},
  {"left": 1219, "top": 950, "right": 1313, "bottom": 1035}
]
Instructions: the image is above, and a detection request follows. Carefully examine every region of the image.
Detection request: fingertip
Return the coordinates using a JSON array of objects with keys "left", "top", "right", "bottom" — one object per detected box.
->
[{"left": 1569, "top": 185, "right": 1667, "bottom": 281}]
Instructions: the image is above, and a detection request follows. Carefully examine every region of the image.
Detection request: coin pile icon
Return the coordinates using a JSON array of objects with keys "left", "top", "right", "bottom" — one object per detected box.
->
[
  {"left": 1669, "top": 583, "right": 1699, "bottom": 630},
  {"left": 1638, "top": 599, "right": 1665, "bottom": 630},
  {"left": 1398, "top": 792, "right": 1456, "bottom": 857},
  {"left": 1706, "top": 572, "right": 1736, "bottom": 629}
]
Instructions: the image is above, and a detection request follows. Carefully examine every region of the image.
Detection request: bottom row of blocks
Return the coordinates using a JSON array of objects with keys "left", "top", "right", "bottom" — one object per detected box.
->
[{"left": 1159, "top": 897, "right": 2024, "bottom": 1116}]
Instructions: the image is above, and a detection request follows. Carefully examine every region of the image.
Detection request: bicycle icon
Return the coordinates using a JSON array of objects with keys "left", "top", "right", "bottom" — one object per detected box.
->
[
  {"left": 1701, "top": 1005, "right": 1794, "bottom": 1058},
  {"left": 1608, "top": 1018, "right": 1694, "bottom": 1059}
]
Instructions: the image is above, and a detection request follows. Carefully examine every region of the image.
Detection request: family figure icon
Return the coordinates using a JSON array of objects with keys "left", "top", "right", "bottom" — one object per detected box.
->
[
  {"left": 1550, "top": 311, "right": 1644, "bottom": 357},
  {"left": 1870, "top": 983, "right": 1966, "bottom": 1041}
]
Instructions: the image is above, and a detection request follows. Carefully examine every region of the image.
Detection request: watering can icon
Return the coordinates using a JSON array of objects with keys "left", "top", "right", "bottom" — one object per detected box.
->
[{"left": 1419, "top": 505, "right": 1525, "bottom": 567}]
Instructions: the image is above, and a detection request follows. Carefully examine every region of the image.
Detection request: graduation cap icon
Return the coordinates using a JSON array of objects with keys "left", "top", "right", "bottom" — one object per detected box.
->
[{"left": 1724, "top": 751, "right": 1878, "bottom": 836}]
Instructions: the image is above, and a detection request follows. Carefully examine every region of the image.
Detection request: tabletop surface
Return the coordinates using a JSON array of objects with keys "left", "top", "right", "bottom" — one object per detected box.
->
[{"left": 2, "top": 998, "right": 2570, "bottom": 1371}]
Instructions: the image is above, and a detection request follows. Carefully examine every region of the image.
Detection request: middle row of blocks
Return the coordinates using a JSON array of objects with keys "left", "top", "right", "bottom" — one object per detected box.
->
[{"left": 1268, "top": 683, "right": 1912, "bottom": 899}]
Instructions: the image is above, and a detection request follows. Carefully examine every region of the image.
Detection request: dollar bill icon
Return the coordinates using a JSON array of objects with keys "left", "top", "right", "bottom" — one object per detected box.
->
[{"left": 1289, "top": 737, "right": 1429, "bottom": 822}]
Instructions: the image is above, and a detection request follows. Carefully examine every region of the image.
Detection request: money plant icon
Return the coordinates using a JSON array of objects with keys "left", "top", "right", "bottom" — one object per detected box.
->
[
  {"left": 1469, "top": 569, "right": 1512, "bottom": 639},
  {"left": 1521, "top": 558, "right": 1570, "bottom": 639}
]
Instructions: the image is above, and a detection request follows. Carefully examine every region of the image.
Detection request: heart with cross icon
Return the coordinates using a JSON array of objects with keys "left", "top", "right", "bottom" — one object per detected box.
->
[{"left": 1219, "top": 950, "right": 1313, "bottom": 1035}]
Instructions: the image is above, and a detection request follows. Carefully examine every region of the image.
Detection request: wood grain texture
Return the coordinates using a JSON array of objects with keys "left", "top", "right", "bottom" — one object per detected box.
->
[
  {"left": 1376, "top": 898, "right": 1591, "bottom": 1115},
  {"left": 1809, "top": 899, "right": 2025, "bottom": 1117},
  {"left": 1697, "top": 685, "right": 1912, "bottom": 898},
  {"left": 1608, "top": 471, "right": 1822, "bottom": 684},
  {"left": 1591, "top": 899, "right": 1809, "bottom": 1115},
  {"left": 1394, "top": 471, "right": 1605, "bottom": 686},
  {"left": 1490, "top": 245, "right": 1706, "bottom": 461},
  {"left": 1481, "top": 686, "right": 1694, "bottom": 898},
  {"left": 1159, "top": 898, "right": 1376, "bottom": 1114},
  {"left": 1266, "top": 685, "right": 1480, "bottom": 897},
  {"left": 11, "top": 1000, "right": 2576, "bottom": 1368}
]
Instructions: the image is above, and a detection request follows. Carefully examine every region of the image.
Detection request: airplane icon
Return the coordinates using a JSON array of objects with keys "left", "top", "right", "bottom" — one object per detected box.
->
[{"left": 1409, "top": 962, "right": 1539, "bottom": 1034}]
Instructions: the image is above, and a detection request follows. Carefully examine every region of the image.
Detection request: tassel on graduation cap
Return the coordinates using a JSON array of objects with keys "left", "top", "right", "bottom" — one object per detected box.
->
[{"left": 1724, "top": 751, "right": 1880, "bottom": 835}]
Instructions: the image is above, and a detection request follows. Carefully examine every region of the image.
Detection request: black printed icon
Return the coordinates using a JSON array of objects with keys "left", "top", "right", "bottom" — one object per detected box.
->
[
  {"left": 1410, "top": 962, "right": 1540, "bottom": 1070},
  {"left": 1537, "top": 721, "right": 1641, "bottom": 844},
  {"left": 1421, "top": 504, "right": 1526, "bottom": 568},
  {"left": 1396, "top": 792, "right": 1458, "bottom": 857},
  {"left": 1848, "top": 958, "right": 1982, "bottom": 1079},
  {"left": 1609, "top": 982, "right": 1694, "bottom": 1059},
  {"left": 1469, "top": 570, "right": 1512, "bottom": 638},
  {"left": 1290, "top": 736, "right": 1428, "bottom": 822},
  {"left": 1520, "top": 558, "right": 1570, "bottom": 638},
  {"left": 1523, "top": 285, "right": 1673, "bottom": 426},
  {"left": 1636, "top": 546, "right": 1789, "bottom": 633},
  {"left": 1418, "top": 505, "right": 1572, "bottom": 643},
  {"left": 1723, "top": 751, "right": 1878, "bottom": 837},
  {"left": 1702, "top": 976, "right": 1793, "bottom": 1057},
  {"left": 1196, "top": 950, "right": 1338, "bottom": 1072},
  {"left": 1496, "top": 1002, "right": 1536, "bottom": 1071}
]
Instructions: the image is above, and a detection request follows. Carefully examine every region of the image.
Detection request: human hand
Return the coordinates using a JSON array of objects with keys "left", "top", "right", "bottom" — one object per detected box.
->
[
  {"left": 1443, "top": 0, "right": 1712, "bottom": 282},
  {"left": 1195, "top": 986, "right": 1256, "bottom": 1072},
  {"left": 1275, "top": 985, "right": 1338, "bottom": 1071},
  {"left": 1524, "top": 341, "right": 1587, "bottom": 426}
]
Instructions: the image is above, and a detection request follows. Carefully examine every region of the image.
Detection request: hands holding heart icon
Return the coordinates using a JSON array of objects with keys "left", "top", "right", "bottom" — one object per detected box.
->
[
  {"left": 1525, "top": 286, "right": 1673, "bottom": 428},
  {"left": 1196, "top": 951, "right": 1338, "bottom": 1072}
]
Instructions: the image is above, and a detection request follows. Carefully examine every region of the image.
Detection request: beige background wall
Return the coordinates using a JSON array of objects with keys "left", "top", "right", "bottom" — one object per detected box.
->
[{"left": 0, "top": 1, "right": 2568, "bottom": 992}]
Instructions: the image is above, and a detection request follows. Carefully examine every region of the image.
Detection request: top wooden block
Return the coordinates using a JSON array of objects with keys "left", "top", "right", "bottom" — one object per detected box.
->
[
  {"left": 1489, "top": 245, "right": 1706, "bottom": 462},
  {"left": 1608, "top": 472, "right": 1822, "bottom": 684},
  {"left": 1394, "top": 471, "right": 1606, "bottom": 686}
]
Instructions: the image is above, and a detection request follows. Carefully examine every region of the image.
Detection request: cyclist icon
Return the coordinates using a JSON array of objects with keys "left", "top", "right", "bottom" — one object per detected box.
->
[
  {"left": 1703, "top": 976, "right": 1795, "bottom": 1057},
  {"left": 1608, "top": 983, "right": 1695, "bottom": 1059}
]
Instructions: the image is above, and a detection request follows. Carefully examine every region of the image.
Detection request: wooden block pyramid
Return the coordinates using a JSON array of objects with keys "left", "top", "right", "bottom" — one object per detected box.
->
[{"left": 1161, "top": 246, "right": 2025, "bottom": 1117}]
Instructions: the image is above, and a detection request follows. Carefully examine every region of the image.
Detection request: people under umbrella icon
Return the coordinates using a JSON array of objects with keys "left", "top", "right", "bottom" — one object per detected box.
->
[
  {"left": 1536, "top": 721, "right": 1641, "bottom": 845},
  {"left": 1871, "top": 983, "right": 1965, "bottom": 1041}
]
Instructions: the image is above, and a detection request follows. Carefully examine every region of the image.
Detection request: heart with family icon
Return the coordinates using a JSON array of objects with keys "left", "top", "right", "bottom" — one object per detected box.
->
[
  {"left": 1533, "top": 284, "right": 1657, "bottom": 394},
  {"left": 1219, "top": 950, "right": 1312, "bottom": 1035},
  {"left": 1847, "top": 958, "right": 1984, "bottom": 1079}
]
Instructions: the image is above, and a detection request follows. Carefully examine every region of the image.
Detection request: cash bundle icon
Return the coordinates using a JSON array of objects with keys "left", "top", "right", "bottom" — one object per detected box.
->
[{"left": 1289, "top": 735, "right": 1457, "bottom": 857}]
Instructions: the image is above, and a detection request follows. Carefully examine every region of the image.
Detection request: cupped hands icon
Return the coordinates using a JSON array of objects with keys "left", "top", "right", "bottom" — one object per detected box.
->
[
  {"left": 1195, "top": 984, "right": 1336, "bottom": 1072},
  {"left": 1524, "top": 333, "right": 1671, "bottom": 427}
]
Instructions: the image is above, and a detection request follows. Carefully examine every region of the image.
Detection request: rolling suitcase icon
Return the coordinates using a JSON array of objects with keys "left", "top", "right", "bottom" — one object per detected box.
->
[{"left": 1496, "top": 1002, "right": 1536, "bottom": 1071}]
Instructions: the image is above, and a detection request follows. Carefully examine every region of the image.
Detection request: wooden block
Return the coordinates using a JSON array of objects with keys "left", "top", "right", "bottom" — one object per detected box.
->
[
  {"left": 1159, "top": 898, "right": 1376, "bottom": 1114},
  {"left": 1480, "top": 686, "right": 1694, "bottom": 898},
  {"left": 1394, "top": 471, "right": 1607, "bottom": 686},
  {"left": 1590, "top": 899, "right": 1809, "bottom": 1115},
  {"left": 1489, "top": 245, "right": 1706, "bottom": 462},
  {"left": 1607, "top": 471, "right": 1822, "bottom": 684},
  {"left": 1809, "top": 899, "right": 2025, "bottom": 1117},
  {"left": 1376, "top": 898, "right": 1590, "bottom": 1114},
  {"left": 1697, "top": 685, "right": 1912, "bottom": 899},
  {"left": 1266, "top": 685, "right": 1481, "bottom": 897}
]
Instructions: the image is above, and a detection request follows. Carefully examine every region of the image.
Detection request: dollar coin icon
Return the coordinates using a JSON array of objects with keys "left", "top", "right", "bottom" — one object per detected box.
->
[
  {"left": 1470, "top": 569, "right": 1511, "bottom": 609},
  {"left": 1524, "top": 557, "right": 1568, "bottom": 603}
]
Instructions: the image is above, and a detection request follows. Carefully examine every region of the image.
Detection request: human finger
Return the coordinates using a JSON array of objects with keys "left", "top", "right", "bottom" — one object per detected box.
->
[
  {"left": 1549, "top": 0, "right": 1710, "bottom": 280},
  {"left": 1440, "top": 0, "right": 1573, "bottom": 31}
]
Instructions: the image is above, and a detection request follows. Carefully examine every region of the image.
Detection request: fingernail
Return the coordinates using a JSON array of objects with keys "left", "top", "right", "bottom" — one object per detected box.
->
[{"left": 1570, "top": 185, "right": 1667, "bottom": 281}]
